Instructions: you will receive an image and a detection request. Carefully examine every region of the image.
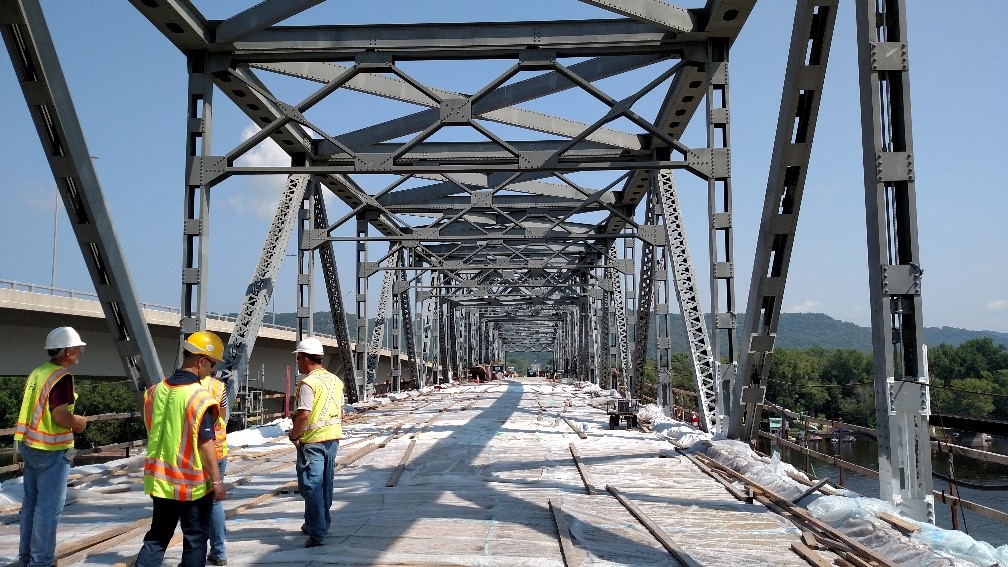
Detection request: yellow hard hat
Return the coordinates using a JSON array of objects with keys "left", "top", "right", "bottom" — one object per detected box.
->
[{"left": 183, "top": 331, "right": 224, "bottom": 363}]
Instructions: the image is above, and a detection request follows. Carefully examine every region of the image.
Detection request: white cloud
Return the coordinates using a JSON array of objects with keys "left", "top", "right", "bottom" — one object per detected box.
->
[
  {"left": 987, "top": 299, "right": 1008, "bottom": 312},
  {"left": 225, "top": 124, "right": 292, "bottom": 219},
  {"left": 785, "top": 300, "right": 820, "bottom": 313}
]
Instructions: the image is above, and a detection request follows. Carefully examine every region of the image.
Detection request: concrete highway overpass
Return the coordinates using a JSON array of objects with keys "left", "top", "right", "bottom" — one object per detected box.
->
[{"left": 0, "top": 280, "right": 428, "bottom": 397}]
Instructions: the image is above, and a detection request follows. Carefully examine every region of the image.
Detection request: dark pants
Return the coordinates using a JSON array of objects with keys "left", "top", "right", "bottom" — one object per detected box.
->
[{"left": 135, "top": 493, "right": 214, "bottom": 567}]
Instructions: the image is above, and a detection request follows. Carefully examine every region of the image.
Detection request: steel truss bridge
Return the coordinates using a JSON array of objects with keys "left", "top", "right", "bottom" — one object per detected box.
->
[{"left": 1, "top": 0, "right": 935, "bottom": 522}]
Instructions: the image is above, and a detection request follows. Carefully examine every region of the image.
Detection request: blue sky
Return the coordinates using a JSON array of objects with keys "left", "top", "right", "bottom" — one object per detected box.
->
[{"left": 1, "top": 2, "right": 1005, "bottom": 334}]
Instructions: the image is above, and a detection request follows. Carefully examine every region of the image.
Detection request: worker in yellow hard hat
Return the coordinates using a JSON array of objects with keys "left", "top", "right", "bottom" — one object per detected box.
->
[
  {"left": 15, "top": 326, "right": 89, "bottom": 567},
  {"left": 135, "top": 331, "right": 227, "bottom": 567}
]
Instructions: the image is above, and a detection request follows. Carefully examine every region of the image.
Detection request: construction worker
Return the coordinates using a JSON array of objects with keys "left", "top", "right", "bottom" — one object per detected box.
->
[
  {"left": 287, "top": 337, "right": 343, "bottom": 548},
  {"left": 135, "top": 331, "right": 227, "bottom": 567},
  {"left": 199, "top": 371, "right": 229, "bottom": 566},
  {"left": 15, "top": 326, "right": 88, "bottom": 567}
]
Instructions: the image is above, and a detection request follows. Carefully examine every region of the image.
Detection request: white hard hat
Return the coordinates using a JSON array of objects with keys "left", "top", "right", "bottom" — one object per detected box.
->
[
  {"left": 45, "top": 326, "right": 86, "bottom": 350},
  {"left": 294, "top": 337, "right": 324, "bottom": 356}
]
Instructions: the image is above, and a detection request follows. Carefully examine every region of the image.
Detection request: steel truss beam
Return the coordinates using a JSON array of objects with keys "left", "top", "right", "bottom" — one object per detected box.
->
[
  {"left": 311, "top": 181, "right": 357, "bottom": 402},
  {"left": 657, "top": 170, "right": 717, "bottom": 430},
  {"left": 1, "top": 0, "right": 163, "bottom": 390},
  {"left": 729, "top": 0, "right": 839, "bottom": 442},
  {"left": 220, "top": 174, "right": 309, "bottom": 414},
  {"left": 856, "top": 0, "right": 933, "bottom": 523}
]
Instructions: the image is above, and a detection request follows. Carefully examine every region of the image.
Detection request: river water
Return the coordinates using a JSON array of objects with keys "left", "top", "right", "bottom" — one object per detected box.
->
[{"left": 759, "top": 435, "right": 1008, "bottom": 548}]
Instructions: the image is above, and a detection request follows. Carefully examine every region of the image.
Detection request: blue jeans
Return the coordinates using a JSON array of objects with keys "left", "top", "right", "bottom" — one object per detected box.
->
[
  {"left": 296, "top": 439, "right": 338, "bottom": 542},
  {"left": 18, "top": 444, "right": 71, "bottom": 567},
  {"left": 208, "top": 459, "right": 227, "bottom": 560},
  {"left": 135, "top": 493, "right": 213, "bottom": 567}
]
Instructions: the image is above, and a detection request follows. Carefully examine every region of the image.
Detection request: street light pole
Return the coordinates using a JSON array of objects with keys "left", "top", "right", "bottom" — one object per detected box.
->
[{"left": 50, "top": 191, "right": 58, "bottom": 291}]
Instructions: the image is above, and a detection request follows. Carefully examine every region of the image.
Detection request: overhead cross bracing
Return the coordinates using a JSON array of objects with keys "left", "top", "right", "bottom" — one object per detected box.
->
[{"left": 3, "top": 0, "right": 937, "bottom": 522}]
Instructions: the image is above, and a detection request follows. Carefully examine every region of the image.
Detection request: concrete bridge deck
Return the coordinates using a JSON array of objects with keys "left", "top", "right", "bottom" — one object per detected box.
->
[{"left": 2, "top": 378, "right": 956, "bottom": 567}]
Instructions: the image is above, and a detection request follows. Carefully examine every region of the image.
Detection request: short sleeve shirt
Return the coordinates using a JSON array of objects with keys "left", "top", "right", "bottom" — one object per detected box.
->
[
  {"left": 47, "top": 374, "right": 75, "bottom": 410},
  {"left": 296, "top": 381, "right": 315, "bottom": 412}
]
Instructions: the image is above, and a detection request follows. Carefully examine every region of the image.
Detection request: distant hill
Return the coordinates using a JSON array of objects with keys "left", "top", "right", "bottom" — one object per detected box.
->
[
  {"left": 253, "top": 310, "right": 1008, "bottom": 353},
  {"left": 670, "top": 312, "right": 1008, "bottom": 353}
]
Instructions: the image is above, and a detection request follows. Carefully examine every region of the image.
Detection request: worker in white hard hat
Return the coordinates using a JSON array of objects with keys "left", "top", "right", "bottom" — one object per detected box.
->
[
  {"left": 287, "top": 337, "right": 343, "bottom": 548},
  {"left": 15, "top": 326, "right": 88, "bottom": 567}
]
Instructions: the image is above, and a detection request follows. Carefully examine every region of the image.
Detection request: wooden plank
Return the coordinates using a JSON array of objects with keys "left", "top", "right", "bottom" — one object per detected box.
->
[
  {"left": 840, "top": 550, "right": 874, "bottom": 567},
  {"left": 386, "top": 438, "right": 417, "bottom": 487},
  {"left": 694, "top": 454, "right": 896, "bottom": 567},
  {"left": 877, "top": 511, "right": 920, "bottom": 535},
  {"left": 562, "top": 417, "right": 588, "bottom": 439},
  {"left": 790, "top": 541, "right": 832, "bottom": 567},
  {"left": 548, "top": 498, "right": 583, "bottom": 567},
  {"left": 568, "top": 443, "right": 597, "bottom": 495},
  {"left": 792, "top": 478, "right": 831, "bottom": 504},
  {"left": 605, "top": 485, "right": 703, "bottom": 567},
  {"left": 682, "top": 451, "right": 751, "bottom": 503}
]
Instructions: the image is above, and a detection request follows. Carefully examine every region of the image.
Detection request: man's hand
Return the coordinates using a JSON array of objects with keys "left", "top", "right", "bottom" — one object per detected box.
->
[{"left": 211, "top": 481, "right": 228, "bottom": 501}]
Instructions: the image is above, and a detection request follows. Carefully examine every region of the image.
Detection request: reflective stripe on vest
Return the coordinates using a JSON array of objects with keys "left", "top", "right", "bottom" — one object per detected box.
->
[
  {"left": 143, "top": 382, "right": 217, "bottom": 501},
  {"left": 14, "top": 363, "right": 76, "bottom": 450},
  {"left": 200, "top": 376, "right": 228, "bottom": 459},
  {"left": 297, "top": 369, "right": 343, "bottom": 443}
]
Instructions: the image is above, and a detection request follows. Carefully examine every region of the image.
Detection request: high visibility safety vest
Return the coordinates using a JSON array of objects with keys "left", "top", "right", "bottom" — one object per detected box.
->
[
  {"left": 199, "top": 376, "right": 228, "bottom": 460},
  {"left": 14, "top": 362, "right": 77, "bottom": 451},
  {"left": 295, "top": 369, "right": 343, "bottom": 444},
  {"left": 143, "top": 381, "right": 218, "bottom": 501}
]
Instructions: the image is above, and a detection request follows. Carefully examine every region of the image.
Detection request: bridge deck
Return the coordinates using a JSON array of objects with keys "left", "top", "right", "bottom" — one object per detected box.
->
[{"left": 3, "top": 378, "right": 820, "bottom": 566}]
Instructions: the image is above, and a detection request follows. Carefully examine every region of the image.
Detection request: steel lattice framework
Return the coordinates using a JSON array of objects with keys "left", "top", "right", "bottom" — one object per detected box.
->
[{"left": 3, "top": 0, "right": 936, "bottom": 521}]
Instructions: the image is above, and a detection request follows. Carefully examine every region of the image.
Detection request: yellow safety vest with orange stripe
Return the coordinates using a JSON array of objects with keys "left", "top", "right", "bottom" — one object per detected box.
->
[
  {"left": 143, "top": 381, "right": 218, "bottom": 501},
  {"left": 14, "top": 362, "right": 77, "bottom": 451},
  {"left": 295, "top": 368, "right": 343, "bottom": 444},
  {"left": 199, "top": 376, "right": 228, "bottom": 460}
]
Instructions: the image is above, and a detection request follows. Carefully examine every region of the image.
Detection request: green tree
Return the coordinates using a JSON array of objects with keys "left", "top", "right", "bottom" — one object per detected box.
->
[
  {"left": 941, "top": 377, "right": 996, "bottom": 418},
  {"left": 766, "top": 349, "right": 827, "bottom": 415}
]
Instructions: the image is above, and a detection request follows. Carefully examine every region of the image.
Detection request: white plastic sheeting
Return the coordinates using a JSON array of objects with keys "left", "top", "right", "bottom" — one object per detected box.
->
[{"left": 636, "top": 398, "right": 1006, "bottom": 567}]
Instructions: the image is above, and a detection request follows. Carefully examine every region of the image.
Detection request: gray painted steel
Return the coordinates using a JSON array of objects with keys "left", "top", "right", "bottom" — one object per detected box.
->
[
  {"left": 856, "top": 0, "right": 934, "bottom": 523},
  {"left": 3, "top": 0, "right": 936, "bottom": 520},
  {"left": 0, "top": 0, "right": 163, "bottom": 390},
  {"left": 729, "top": 0, "right": 839, "bottom": 442}
]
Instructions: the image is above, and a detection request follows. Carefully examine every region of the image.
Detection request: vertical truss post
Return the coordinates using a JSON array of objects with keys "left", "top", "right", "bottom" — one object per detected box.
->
[
  {"left": 608, "top": 245, "right": 631, "bottom": 393},
  {"left": 179, "top": 52, "right": 214, "bottom": 352},
  {"left": 389, "top": 256, "right": 402, "bottom": 394},
  {"left": 596, "top": 265, "right": 611, "bottom": 387},
  {"left": 419, "top": 270, "right": 435, "bottom": 386},
  {"left": 220, "top": 173, "right": 309, "bottom": 415},
  {"left": 366, "top": 247, "right": 398, "bottom": 391},
  {"left": 588, "top": 266, "right": 604, "bottom": 381},
  {"left": 856, "top": 0, "right": 933, "bottom": 523},
  {"left": 623, "top": 238, "right": 637, "bottom": 395},
  {"left": 656, "top": 170, "right": 716, "bottom": 429},
  {"left": 0, "top": 0, "right": 163, "bottom": 389},
  {"left": 730, "top": 1, "right": 839, "bottom": 441},
  {"left": 580, "top": 292, "right": 591, "bottom": 382},
  {"left": 401, "top": 248, "right": 420, "bottom": 389},
  {"left": 437, "top": 276, "right": 451, "bottom": 382},
  {"left": 634, "top": 182, "right": 659, "bottom": 400},
  {"left": 295, "top": 169, "right": 314, "bottom": 339},
  {"left": 704, "top": 38, "right": 739, "bottom": 434},
  {"left": 312, "top": 181, "right": 357, "bottom": 402},
  {"left": 354, "top": 215, "right": 370, "bottom": 400}
]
